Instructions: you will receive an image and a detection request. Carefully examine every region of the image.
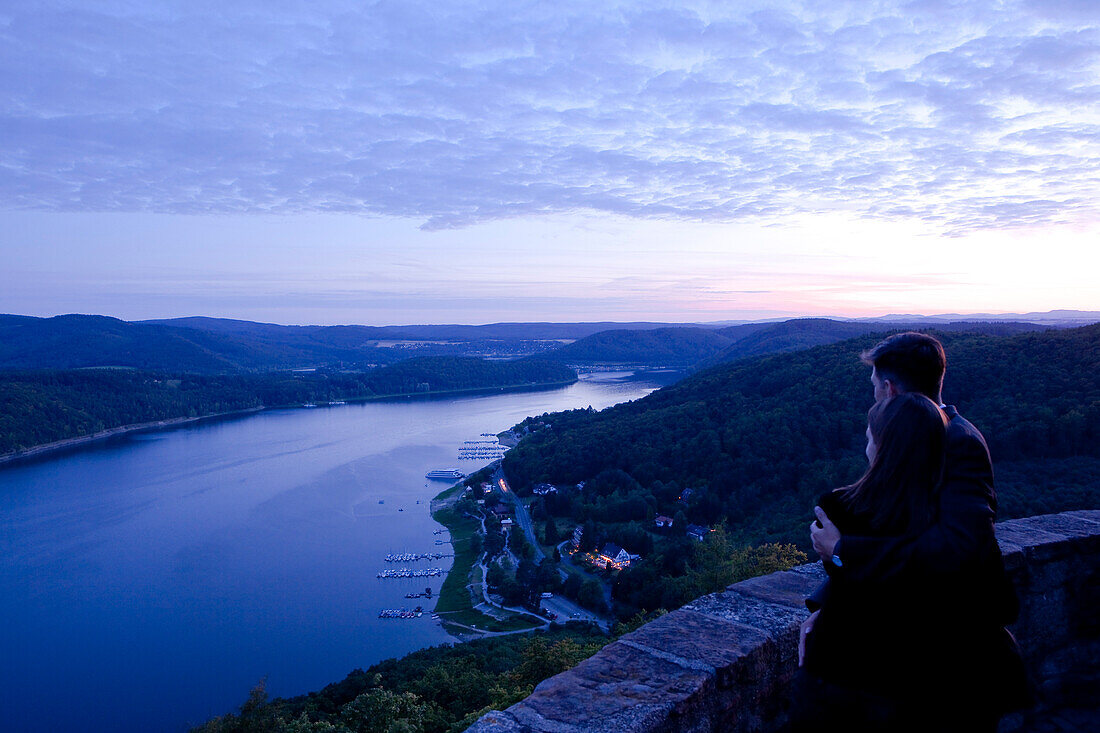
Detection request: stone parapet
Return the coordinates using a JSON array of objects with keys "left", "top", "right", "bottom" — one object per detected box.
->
[{"left": 467, "top": 510, "right": 1100, "bottom": 732}]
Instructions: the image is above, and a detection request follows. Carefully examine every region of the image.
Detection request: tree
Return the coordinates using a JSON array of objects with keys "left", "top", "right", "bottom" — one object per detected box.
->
[
  {"left": 580, "top": 519, "right": 599, "bottom": 553},
  {"left": 577, "top": 579, "right": 608, "bottom": 614},
  {"left": 339, "top": 685, "right": 432, "bottom": 733},
  {"left": 672, "top": 510, "right": 688, "bottom": 535},
  {"left": 485, "top": 562, "right": 506, "bottom": 590},
  {"left": 543, "top": 519, "right": 560, "bottom": 546},
  {"left": 562, "top": 572, "right": 583, "bottom": 600},
  {"left": 482, "top": 530, "right": 505, "bottom": 557},
  {"left": 686, "top": 528, "right": 808, "bottom": 599}
]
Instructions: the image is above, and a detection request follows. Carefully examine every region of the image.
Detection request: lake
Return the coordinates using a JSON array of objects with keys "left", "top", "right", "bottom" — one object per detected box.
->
[{"left": 0, "top": 371, "right": 671, "bottom": 733}]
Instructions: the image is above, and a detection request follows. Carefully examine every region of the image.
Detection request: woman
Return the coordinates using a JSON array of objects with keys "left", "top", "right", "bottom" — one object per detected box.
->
[{"left": 793, "top": 393, "right": 1023, "bottom": 732}]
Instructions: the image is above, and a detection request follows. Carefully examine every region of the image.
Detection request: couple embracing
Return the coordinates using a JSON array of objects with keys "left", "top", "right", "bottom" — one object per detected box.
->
[{"left": 792, "top": 333, "right": 1031, "bottom": 732}]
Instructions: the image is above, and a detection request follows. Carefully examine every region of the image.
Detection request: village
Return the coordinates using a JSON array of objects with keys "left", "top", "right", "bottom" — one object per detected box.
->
[{"left": 443, "top": 469, "right": 717, "bottom": 631}]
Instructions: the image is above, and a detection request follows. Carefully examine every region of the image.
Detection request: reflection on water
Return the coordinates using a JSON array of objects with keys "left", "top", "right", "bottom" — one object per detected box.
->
[{"left": 0, "top": 371, "right": 666, "bottom": 733}]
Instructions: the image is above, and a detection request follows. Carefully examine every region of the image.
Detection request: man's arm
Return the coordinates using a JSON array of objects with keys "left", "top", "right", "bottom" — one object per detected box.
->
[{"left": 833, "top": 432, "right": 995, "bottom": 587}]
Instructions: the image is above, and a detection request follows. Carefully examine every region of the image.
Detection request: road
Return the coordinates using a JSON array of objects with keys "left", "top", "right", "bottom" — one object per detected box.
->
[
  {"left": 494, "top": 466, "right": 610, "bottom": 630},
  {"left": 492, "top": 467, "right": 545, "bottom": 562}
]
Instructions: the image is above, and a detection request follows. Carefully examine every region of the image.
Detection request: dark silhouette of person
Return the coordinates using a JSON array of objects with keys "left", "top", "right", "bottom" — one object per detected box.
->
[{"left": 795, "top": 332, "right": 1029, "bottom": 732}]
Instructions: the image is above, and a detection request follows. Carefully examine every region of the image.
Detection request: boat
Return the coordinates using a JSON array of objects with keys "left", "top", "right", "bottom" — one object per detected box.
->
[{"left": 425, "top": 469, "right": 465, "bottom": 480}]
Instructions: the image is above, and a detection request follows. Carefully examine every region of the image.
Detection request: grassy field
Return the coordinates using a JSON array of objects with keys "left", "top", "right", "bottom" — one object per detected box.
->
[{"left": 431, "top": 504, "right": 480, "bottom": 614}]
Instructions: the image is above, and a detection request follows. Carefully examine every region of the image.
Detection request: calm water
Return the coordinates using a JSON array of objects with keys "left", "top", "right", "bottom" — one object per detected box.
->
[{"left": 0, "top": 371, "right": 670, "bottom": 733}]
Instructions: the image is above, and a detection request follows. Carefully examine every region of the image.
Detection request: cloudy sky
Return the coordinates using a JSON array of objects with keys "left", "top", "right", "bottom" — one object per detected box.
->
[{"left": 2, "top": 0, "right": 1098, "bottom": 324}]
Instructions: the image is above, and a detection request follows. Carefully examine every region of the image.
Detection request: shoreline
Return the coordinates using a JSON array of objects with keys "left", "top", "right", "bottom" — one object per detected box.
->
[
  {"left": 0, "top": 408, "right": 267, "bottom": 467},
  {"left": 0, "top": 377, "right": 577, "bottom": 468}
]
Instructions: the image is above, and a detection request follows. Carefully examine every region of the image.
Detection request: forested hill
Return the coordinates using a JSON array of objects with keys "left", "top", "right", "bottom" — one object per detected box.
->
[
  {"left": 540, "top": 318, "right": 1048, "bottom": 369},
  {"left": 143, "top": 317, "right": 706, "bottom": 341},
  {"left": 502, "top": 324, "right": 1100, "bottom": 553},
  {"left": 547, "top": 327, "right": 735, "bottom": 366},
  {"left": 696, "top": 317, "right": 1049, "bottom": 370},
  {"left": 0, "top": 314, "right": 393, "bottom": 372},
  {"left": 0, "top": 357, "right": 576, "bottom": 456},
  {"left": 0, "top": 313, "right": 1057, "bottom": 373},
  {"left": 0, "top": 314, "right": 720, "bottom": 373}
]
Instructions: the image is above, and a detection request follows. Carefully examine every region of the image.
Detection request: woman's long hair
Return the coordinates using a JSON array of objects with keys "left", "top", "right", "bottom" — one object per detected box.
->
[{"left": 837, "top": 393, "right": 948, "bottom": 535}]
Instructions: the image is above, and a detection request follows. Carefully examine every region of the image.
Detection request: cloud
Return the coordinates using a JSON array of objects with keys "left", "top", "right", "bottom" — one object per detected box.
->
[{"left": 0, "top": 0, "right": 1097, "bottom": 233}]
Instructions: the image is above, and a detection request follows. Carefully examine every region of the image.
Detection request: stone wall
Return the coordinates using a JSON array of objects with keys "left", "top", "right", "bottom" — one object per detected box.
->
[{"left": 467, "top": 510, "right": 1100, "bottom": 732}]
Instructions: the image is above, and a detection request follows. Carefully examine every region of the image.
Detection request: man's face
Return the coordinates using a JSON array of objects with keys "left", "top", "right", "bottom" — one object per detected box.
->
[{"left": 871, "top": 366, "right": 891, "bottom": 403}]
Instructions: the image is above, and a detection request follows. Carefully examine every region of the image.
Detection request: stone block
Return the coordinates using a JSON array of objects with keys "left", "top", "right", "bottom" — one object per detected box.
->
[
  {"left": 787, "top": 562, "right": 827, "bottom": 582},
  {"left": 1010, "top": 514, "right": 1100, "bottom": 554},
  {"left": 465, "top": 711, "right": 526, "bottom": 733},
  {"left": 686, "top": 590, "right": 805, "bottom": 642},
  {"left": 727, "top": 570, "right": 823, "bottom": 609},
  {"left": 1061, "top": 509, "right": 1100, "bottom": 525},
  {"left": 516, "top": 640, "right": 714, "bottom": 732},
  {"left": 1022, "top": 550, "right": 1083, "bottom": 595},
  {"left": 1014, "top": 588, "right": 1073, "bottom": 654},
  {"left": 994, "top": 524, "right": 1072, "bottom": 563},
  {"left": 619, "top": 608, "right": 771, "bottom": 690}
]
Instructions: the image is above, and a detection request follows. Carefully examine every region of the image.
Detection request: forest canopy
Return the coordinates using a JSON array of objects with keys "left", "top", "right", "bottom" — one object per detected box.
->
[{"left": 503, "top": 324, "right": 1100, "bottom": 551}]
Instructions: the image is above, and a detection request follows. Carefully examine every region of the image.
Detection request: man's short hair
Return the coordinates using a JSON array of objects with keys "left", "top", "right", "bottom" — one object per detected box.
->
[{"left": 860, "top": 332, "right": 945, "bottom": 401}]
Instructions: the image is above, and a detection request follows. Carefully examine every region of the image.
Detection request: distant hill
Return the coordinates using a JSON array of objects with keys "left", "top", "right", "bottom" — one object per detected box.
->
[
  {"left": 0, "top": 314, "right": 736, "bottom": 373},
  {"left": 141, "top": 317, "right": 720, "bottom": 342},
  {"left": 547, "top": 327, "right": 735, "bottom": 366},
  {"left": 0, "top": 312, "right": 1078, "bottom": 374},
  {"left": 696, "top": 318, "right": 1049, "bottom": 370},
  {"left": 0, "top": 314, "right": 409, "bottom": 373},
  {"left": 542, "top": 318, "right": 1050, "bottom": 371},
  {"left": 861, "top": 309, "right": 1100, "bottom": 326}
]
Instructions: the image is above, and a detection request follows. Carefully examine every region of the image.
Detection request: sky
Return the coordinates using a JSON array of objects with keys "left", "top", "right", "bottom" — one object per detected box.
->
[{"left": 2, "top": 0, "right": 1099, "bottom": 325}]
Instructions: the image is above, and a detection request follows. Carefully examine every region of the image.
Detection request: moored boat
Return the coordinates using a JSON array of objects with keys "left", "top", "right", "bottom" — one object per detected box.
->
[{"left": 425, "top": 469, "right": 465, "bottom": 480}]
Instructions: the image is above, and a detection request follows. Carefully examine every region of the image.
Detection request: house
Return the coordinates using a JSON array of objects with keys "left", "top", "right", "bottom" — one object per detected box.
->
[
  {"left": 686, "top": 524, "right": 710, "bottom": 542},
  {"left": 491, "top": 503, "right": 513, "bottom": 517},
  {"left": 655, "top": 515, "right": 674, "bottom": 528},
  {"left": 678, "top": 488, "right": 695, "bottom": 502},
  {"left": 571, "top": 525, "right": 584, "bottom": 551},
  {"left": 598, "top": 543, "right": 632, "bottom": 570},
  {"left": 500, "top": 517, "right": 514, "bottom": 528},
  {"left": 532, "top": 483, "right": 558, "bottom": 496}
]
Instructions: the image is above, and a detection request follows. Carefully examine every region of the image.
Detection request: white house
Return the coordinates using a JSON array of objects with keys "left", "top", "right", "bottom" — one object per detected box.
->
[{"left": 598, "top": 543, "right": 632, "bottom": 569}]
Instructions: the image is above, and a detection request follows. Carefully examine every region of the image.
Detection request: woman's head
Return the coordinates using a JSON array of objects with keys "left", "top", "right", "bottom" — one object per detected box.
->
[{"left": 844, "top": 393, "right": 948, "bottom": 534}]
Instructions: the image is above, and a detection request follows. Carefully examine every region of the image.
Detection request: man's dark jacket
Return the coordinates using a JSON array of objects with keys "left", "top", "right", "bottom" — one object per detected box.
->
[{"left": 805, "top": 406, "right": 1028, "bottom": 709}]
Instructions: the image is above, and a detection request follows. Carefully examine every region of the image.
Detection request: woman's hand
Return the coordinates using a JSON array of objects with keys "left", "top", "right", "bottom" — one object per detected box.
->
[
  {"left": 798, "top": 610, "right": 820, "bottom": 667},
  {"left": 810, "top": 506, "right": 840, "bottom": 561}
]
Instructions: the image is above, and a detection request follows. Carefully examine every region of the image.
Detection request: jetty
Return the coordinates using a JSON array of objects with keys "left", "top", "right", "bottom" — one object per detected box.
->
[
  {"left": 377, "top": 567, "right": 444, "bottom": 579},
  {"left": 384, "top": 552, "right": 452, "bottom": 562},
  {"left": 378, "top": 606, "right": 424, "bottom": 619}
]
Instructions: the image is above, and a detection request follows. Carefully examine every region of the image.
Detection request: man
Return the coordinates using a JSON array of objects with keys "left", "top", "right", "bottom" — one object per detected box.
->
[
  {"left": 808, "top": 331, "right": 999, "bottom": 592},
  {"left": 800, "top": 332, "right": 1026, "bottom": 730}
]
